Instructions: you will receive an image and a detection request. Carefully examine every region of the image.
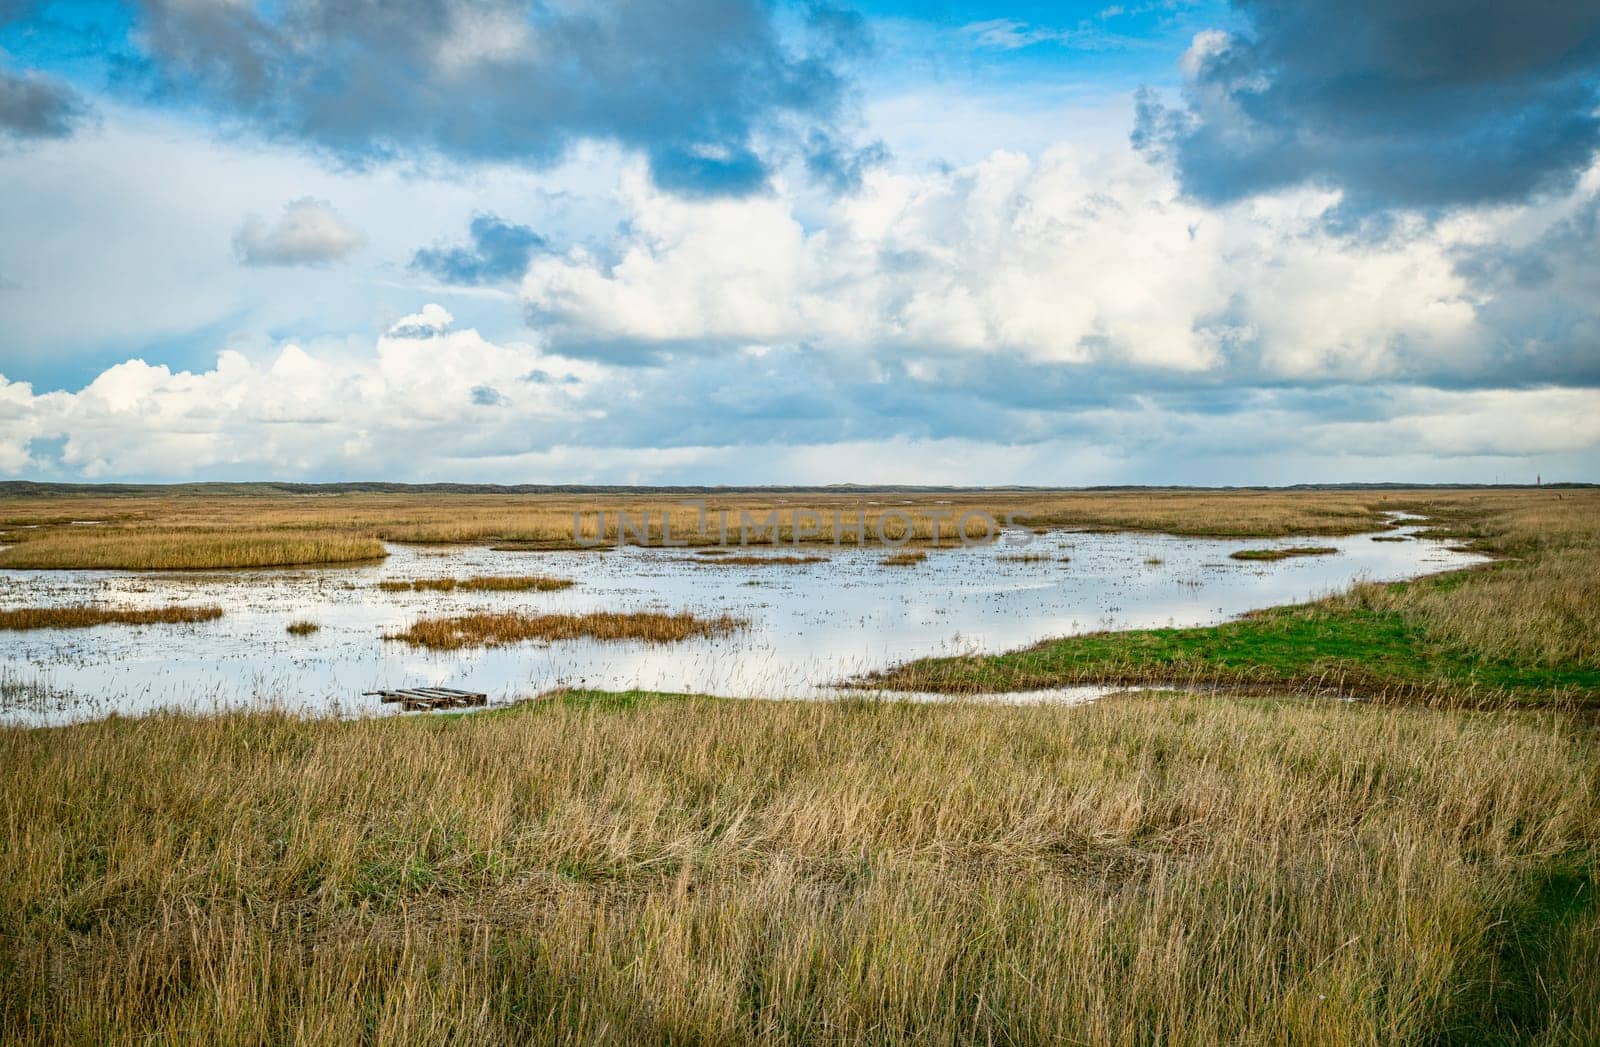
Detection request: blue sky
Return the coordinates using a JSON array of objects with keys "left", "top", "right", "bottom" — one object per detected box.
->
[{"left": 0, "top": 0, "right": 1597, "bottom": 484}]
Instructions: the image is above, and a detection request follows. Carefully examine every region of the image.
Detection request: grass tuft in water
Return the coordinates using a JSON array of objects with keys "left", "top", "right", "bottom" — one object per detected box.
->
[
  {"left": 377, "top": 575, "right": 574, "bottom": 592},
  {"left": 383, "top": 610, "right": 746, "bottom": 650},
  {"left": 0, "top": 605, "right": 222, "bottom": 630},
  {"left": 1229, "top": 546, "right": 1339, "bottom": 561}
]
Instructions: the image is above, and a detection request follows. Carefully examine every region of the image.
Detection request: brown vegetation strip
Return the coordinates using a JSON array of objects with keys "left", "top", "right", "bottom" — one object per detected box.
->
[
  {"left": 383, "top": 610, "right": 745, "bottom": 650},
  {"left": 1229, "top": 546, "right": 1339, "bottom": 561},
  {"left": 0, "top": 487, "right": 1417, "bottom": 565},
  {"left": 0, "top": 530, "right": 385, "bottom": 570},
  {"left": 377, "top": 575, "right": 574, "bottom": 592},
  {"left": 685, "top": 554, "right": 828, "bottom": 566},
  {"left": 881, "top": 550, "right": 927, "bottom": 566},
  {"left": 0, "top": 604, "right": 222, "bottom": 630}
]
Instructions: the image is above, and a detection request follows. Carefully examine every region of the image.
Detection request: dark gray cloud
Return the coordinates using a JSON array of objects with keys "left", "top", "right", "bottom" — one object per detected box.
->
[
  {"left": 1450, "top": 198, "right": 1600, "bottom": 388},
  {"left": 0, "top": 67, "right": 84, "bottom": 139},
  {"left": 411, "top": 214, "right": 548, "bottom": 285},
  {"left": 1134, "top": 0, "right": 1600, "bottom": 212},
  {"left": 116, "top": 0, "right": 862, "bottom": 197}
]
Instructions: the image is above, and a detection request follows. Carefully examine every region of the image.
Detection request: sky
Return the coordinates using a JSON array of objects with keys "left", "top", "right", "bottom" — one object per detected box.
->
[{"left": 0, "top": 0, "right": 1597, "bottom": 485}]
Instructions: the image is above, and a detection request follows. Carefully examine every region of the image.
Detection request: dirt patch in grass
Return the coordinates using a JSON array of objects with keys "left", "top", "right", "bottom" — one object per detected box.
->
[
  {"left": 384, "top": 610, "right": 745, "bottom": 650},
  {"left": 0, "top": 605, "right": 223, "bottom": 630},
  {"left": 377, "top": 575, "right": 574, "bottom": 593},
  {"left": 1229, "top": 546, "right": 1340, "bottom": 561}
]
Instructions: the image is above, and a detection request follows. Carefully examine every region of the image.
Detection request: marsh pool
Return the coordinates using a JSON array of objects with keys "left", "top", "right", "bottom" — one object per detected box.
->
[{"left": 0, "top": 517, "right": 1486, "bottom": 724}]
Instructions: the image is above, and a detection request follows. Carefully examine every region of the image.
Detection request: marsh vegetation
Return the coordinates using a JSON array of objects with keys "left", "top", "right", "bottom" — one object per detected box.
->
[
  {"left": 0, "top": 529, "right": 384, "bottom": 570},
  {"left": 376, "top": 574, "right": 575, "bottom": 592},
  {"left": 0, "top": 691, "right": 1594, "bottom": 1043},
  {"left": 2, "top": 485, "right": 1597, "bottom": 1042},
  {"left": 868, "top": 490, "right": 1600, "bottom": 706},
  {"left": 382, "top": 610, "right": 746, "bottom": 650},
  {"left": 0, "top": 486, "right": 1410, "bottom": 569},
  {"left": 1229, "top": 545, "right": 1339, "bottom": 561},
  {"left": 685, "top": 554, "right": 828, "bottom": 566},
  {"left": 0, "top": 605, "right": 222, "bottom": 630}
]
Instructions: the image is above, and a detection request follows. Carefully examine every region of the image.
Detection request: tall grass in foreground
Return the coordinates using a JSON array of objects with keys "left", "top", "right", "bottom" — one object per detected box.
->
[
  {"left": 383, "top": 610, "right": 746, "bottom": 649},
  {"left": 0, "top": 694, "right": 1595, "bottom": 1044},
  {"left": 0, "top": 604, "right": 222, "bottom": 630}
]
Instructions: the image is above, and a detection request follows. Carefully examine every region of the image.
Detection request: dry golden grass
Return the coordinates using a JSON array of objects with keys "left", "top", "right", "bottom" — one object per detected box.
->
[
  {"left": 285, "top": 620, "right": 320, "bottom": 636},
  {"left": 0, "top": 604, "right": 222, "bottom": 630},
  {"left": 377, "top": 575, "right": 575, "bottom": 593},
  {"left": 0, "top": 486, "right": 1421, "bottom": 568},
  {"left": 383, "top": 610, "right": 746, "bottom": 650},
  {"left": 1375, "top": 489, "right": 1600, "bottom": 667},
  {"left": 0, "top": 529, "right": 385, "bottom": 570},
  {"left": 1228, "top": 545, "right": 1339, "bottom": 561},
  {"left": 0, "top": 693, "right": 1594, "bottom": 1044},
  {"left": 881, "top": 550, "right": 927, "bottom": 566}
]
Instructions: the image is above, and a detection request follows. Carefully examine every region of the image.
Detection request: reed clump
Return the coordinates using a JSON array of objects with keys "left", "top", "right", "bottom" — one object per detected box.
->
[
  {"left": 686, "top": 554, "right": 828, "bottom": 566},
  {"left": 284, "top": 620, "right": 320, "bottom": 636},
  {"left": 881, "top": 550, "right": 927, "bottom": 566},
  {"left": 1229, "top": 546, "right": 1339, "bottom": 561},
  {"left": 0, "top": 529, "right": 385, "bottom": 570},
  {"left": 0, "top": 693, "right": 1594, "bottom": 1043},
  {"left": 0, "top": 604, "right": 222, "bottom": 630},
  {"left": 377, "top": 575, "right": 575, "bottom": 593},
  {"left": 383, "top": 610, "right": 745, "bottom": 650}
]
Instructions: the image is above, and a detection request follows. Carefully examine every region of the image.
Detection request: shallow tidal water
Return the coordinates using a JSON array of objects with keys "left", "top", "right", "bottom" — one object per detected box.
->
[{"left": 0, "top": 518, "right": 1485, "bottom": 724}]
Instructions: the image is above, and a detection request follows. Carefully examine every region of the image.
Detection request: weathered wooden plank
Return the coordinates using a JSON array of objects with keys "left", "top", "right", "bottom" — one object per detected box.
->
[{"left": 366, "top": 686, "right": 488, "bottom": 710}]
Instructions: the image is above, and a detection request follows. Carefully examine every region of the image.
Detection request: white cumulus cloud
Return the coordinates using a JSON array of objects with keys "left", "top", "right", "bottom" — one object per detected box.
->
[{"left": 521, "top": 147, "right": 1501, "bottom": 382}]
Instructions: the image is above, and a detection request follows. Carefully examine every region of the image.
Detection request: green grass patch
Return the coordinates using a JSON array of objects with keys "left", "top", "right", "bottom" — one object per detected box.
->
[
  {"left": 861, "top": 589, "right": 1600, "bottom": 704},
  {"left": 1431, "top": 858, "right": 1600, "bottom": 1045}
]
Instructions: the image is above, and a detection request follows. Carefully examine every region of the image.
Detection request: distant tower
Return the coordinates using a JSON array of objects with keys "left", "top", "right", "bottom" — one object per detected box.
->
[{"left": 1537, "top": 474, "right": 1542, "bottom": 486}]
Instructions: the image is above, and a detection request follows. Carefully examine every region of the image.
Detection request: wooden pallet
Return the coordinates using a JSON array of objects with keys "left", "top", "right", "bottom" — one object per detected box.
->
[{"left": 363, "top": 687, "right": 488, "bottom": 712}]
